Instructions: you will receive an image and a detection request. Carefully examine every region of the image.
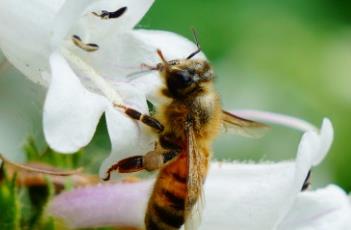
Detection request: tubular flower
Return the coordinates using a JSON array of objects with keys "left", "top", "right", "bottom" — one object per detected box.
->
[
  {"left": 48, "top": 118, "right": 351, "bottom": 230},
  {"left": 0, "top": 0, "right": 204, "bottom": 156}
]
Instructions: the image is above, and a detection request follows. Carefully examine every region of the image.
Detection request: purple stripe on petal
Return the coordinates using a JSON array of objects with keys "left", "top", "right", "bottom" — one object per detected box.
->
[{"left": 48, "top": 180, "right": 154, "bottom": 228}]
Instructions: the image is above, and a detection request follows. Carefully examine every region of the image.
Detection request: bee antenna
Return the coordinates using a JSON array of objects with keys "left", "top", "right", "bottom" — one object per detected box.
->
[
  {"left": 126, "top": 63, "right": 162, "bottom": 79},
  {"left": 186, "top": 27, "right": 202, "bottom": 60},
  {"left": 156, "top": 49, "right": 168, "bottom": 66},
  {"left": 141, "top": 63, "right": 159, "bottom": 71},
  {"left": 126, "top": 69, "right": 156, "bottom": 80}
]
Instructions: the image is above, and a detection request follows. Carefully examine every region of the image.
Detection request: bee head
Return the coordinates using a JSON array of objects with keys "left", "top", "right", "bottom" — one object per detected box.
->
[{"left": 155, "top": 49, "right": 214, "bottom": 98}]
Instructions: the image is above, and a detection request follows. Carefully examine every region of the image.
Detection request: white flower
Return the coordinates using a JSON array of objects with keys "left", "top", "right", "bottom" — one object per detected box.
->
[
  {"left": 0, "top": 51, "right": 46, "bottom": 162},
  {"left": 48, "top": 118, "right": 351, "bottom": 229},
  {"left": 0, "top": 0, "right": 204, "bottom": 157},
  {"left": 1, "top": 2, "right": 350, "bottom": 229},
  {"left": 0, "top": 0, "right": 203, "bottom": 90}
]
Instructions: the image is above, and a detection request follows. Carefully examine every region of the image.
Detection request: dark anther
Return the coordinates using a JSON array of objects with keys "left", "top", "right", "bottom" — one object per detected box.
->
[
  {"left": 72, "top": 35, "right": 99, "bottom": 52},
  {"left": 72, "top": 34, "right": 81, "bottom": 41},
  {"left": 86, "top": 43, "right": 99, "bottom": 49},
  {"left": 92, "top": 7, "right": 127, "bottom": 19},
  {"left": 301, "top": 170, "right": 312, "bottom": 191}
]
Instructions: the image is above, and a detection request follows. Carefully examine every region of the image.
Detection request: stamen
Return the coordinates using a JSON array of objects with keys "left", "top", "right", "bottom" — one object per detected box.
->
[
  {"left": 92, "top": 7, "right": 127, "bottom": 19},
  {"left": 60, "top": 48, "right": 124, "bottom": 107},
  {"left": 72, "top": 35, "right": 99, "bottom": 52}
]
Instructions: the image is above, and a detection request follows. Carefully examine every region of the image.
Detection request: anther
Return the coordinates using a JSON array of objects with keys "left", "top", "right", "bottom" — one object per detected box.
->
[
  {"left": 92, "top": 7, "right": 127, "bottom": 19},
  {"left": 72, "top": 35, "right": 99, "bottom": 52}
]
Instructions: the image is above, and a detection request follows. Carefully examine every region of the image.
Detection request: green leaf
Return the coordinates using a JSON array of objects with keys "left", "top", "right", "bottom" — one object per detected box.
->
[{"left": 0, "top": 167, "right": 20, "bottom": 230}]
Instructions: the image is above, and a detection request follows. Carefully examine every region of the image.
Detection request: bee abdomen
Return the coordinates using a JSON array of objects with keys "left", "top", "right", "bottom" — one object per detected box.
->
[
  {"left": 145, "top": 162, "right": 188, "bottom": 230},
  {"left": 146, "top": 203, "right": 185, "bottom": 230}
]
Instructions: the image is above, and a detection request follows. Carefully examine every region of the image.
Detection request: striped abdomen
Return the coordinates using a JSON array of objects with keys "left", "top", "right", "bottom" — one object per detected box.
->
[{"left": 145, "top": 152, "right": 189, "bottom": 230}]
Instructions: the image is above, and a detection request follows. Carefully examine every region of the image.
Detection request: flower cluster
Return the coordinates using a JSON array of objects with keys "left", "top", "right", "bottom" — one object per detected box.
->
[
  {"left": 48, "top": 119, "right": 351, "bottom": 230},
  {"left": 0, "top": 0, "right": 204, "bottom": 175},
  {"left": 0, "top": 0, "right": 350, "bottom": 229}
]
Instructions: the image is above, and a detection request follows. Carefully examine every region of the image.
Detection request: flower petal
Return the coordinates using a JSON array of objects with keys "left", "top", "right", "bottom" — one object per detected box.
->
[
  {"left": 0, "top": 64, "right": 46, "bottom": 162},
  {"left": 51, "top": 0, "right": 97, "bottom": 48},
  {"left": 0, "top": 0, "right": 154, "bottom": 85},
  {"left": 233, "top": 110, "right": 318, "bottom": 132},
  {"left": 49, "top": 119, "right": 334, "bottom": 229},
  {"left": 277, "top": 185, "right": 351, "bottom": 230},
  {"left": 201, "top": 119, "right": 333, "bottom": 230},
  {"left": 48, "top": 181, "right": 152, "bottom": 229},
  {"left": 99, "top": 105, "right": 155, "bottom": 179},
  {"left": 76, "top": 0, "right": 154, "bottom": 42},
  {"left": 314, "top": 118, "right": 333, "bottom": 165},
  {"left": 0, "top": 0, "right": 65, "bottom": 85},
  {"left": 52, "top": 0, "right": 154, "bottom": 47},
  {"left": 43, "top": 52, "right": 109, "bottom": 153},
  {"left": 70, "top": 29, "right": 205, "bottom": 100}
]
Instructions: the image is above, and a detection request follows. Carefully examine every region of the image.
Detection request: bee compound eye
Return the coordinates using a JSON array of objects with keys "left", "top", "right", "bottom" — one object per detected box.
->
[{"left": 175, "top": 70, "right": 193, "bottom": 86}]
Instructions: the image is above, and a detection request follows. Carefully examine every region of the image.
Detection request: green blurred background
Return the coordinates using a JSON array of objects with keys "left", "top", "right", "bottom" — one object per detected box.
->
[
  {"left": 142, "top": 0, "right": 351, "bottom": 191},
  {"left": 1, "top": 0, "right": 351, "bottom": 192}
]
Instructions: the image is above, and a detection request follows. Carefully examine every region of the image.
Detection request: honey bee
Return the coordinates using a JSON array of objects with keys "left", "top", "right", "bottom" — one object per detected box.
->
[{"left": 104, "top": 30, "right": 267, "bottom": 230}]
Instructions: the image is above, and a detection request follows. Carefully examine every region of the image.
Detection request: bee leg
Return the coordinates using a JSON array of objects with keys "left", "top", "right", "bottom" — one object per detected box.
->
[
  {"left": 120, "top": 106, "right": 164, "bottom": 133},
  {"left": 103, "top": 155, "right": 144, "bottom": 181},
  {"left": 103, "top": 149, "right": 180, "bottom": 181},
  {"left": 144, "top": 149, "right": 180, "bottom": 171}
]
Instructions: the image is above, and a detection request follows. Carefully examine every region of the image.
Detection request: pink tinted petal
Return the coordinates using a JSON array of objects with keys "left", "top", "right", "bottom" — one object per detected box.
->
[
  {"left": 48, "top": 180, "right": 153, "bottom": 228},
  {"left": 49, "top": 119, "right": 334, "bottom": 229}
]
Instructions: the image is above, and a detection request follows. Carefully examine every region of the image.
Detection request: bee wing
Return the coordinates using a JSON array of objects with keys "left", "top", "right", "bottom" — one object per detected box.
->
[
  {"left": 222, "top": 110, "right": 270, "bottom": 138},
  {"left": 184, "top": 126, "right": 207, "bottom": 230}
]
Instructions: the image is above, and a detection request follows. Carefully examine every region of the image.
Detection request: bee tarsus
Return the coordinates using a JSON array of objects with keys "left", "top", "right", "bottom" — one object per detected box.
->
[
  {"left": 103, "top": 155, "right": 144, "bottom": 181},
  {"left": 104, "top": 149, "right": 181, "bottom": 180}
]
